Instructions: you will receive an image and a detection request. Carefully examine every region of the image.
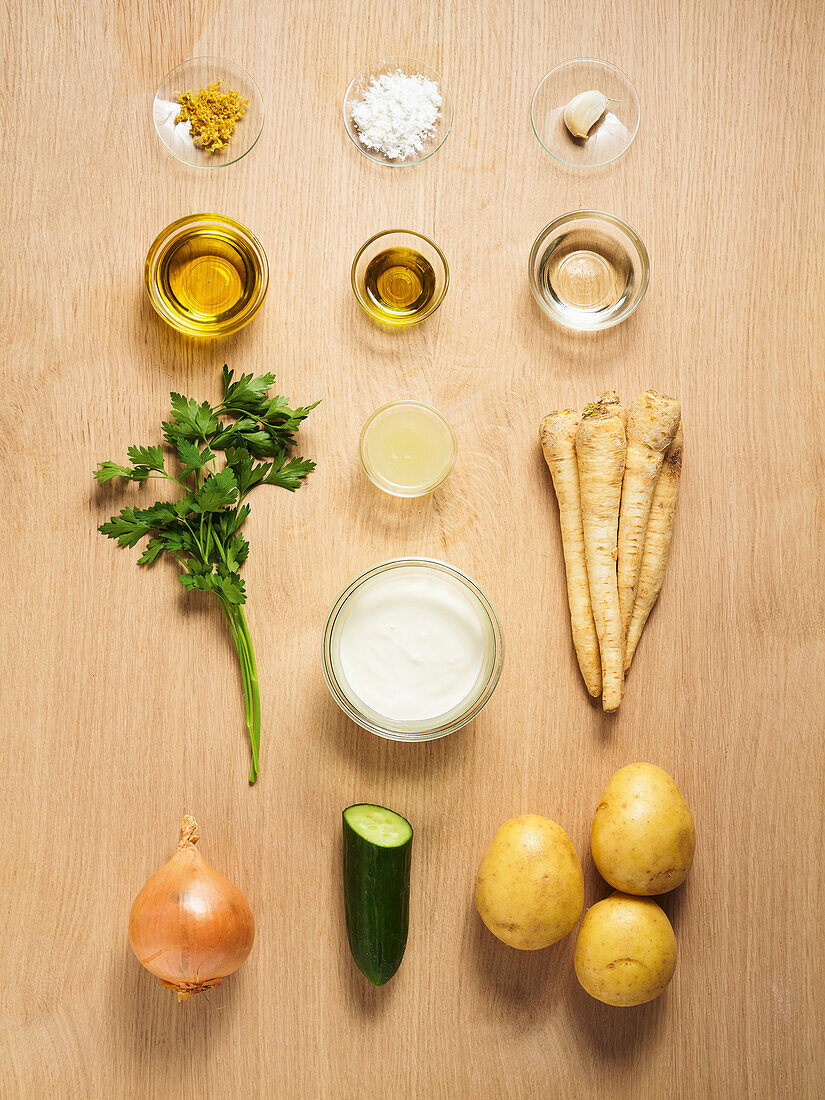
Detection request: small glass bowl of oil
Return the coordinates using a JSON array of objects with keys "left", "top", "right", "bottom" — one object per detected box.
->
[
  {"left": 360, "top": 401, "right": 457, "bottom": 497},
  {"left": 351, "top": 230, "right": 449, "bottom": 327},
  {"left": 145, "top": 214, "right": 269, "bottom": 337},
  {"left": 528, "top": 211, "right": 649, "bottom": 331}
]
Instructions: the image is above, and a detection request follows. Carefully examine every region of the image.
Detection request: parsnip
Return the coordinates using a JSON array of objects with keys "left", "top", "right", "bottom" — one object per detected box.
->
[
  {"left": 576, "top": 407, "right": 626, "bottom": 712},
  {"left": 617, "top": 392, "right": 681, "bottom": 640},
  {"left": 624, "top": 423, "right": 683, "bottom": 670},
  {"left": 540, "top": 411, "right": 602, "bottom": 697}
]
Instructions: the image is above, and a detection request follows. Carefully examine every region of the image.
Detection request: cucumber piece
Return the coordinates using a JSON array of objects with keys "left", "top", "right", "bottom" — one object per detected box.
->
[{"left": 342, "top": 804, "right": 413, "bottom": 986}]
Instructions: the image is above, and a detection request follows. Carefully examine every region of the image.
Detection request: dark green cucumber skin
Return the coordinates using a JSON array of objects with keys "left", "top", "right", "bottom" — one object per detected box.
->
[{"left": 342, "top": 809, "right": 412, "bottom": 987}]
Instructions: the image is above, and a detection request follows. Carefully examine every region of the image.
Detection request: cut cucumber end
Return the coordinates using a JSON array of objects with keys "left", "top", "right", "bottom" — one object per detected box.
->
[{"left": 343, "top": 804, "right": 413, "bottom": 848}]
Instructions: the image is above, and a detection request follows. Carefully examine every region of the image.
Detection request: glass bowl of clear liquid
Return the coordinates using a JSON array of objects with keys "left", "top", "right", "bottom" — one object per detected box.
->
[{"left": 528, "top": 211, "right": 649, "bottom": 331}]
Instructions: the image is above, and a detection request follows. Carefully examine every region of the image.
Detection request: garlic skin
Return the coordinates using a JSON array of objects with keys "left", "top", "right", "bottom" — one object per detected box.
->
[{"left": 563, "top": 90, "right": 608, "bottom": 139}]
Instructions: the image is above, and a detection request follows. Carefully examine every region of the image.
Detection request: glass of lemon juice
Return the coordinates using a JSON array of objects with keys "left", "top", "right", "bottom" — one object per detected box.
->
[{"left": 359, "top": 402, "right": 457, "bottom": 497}]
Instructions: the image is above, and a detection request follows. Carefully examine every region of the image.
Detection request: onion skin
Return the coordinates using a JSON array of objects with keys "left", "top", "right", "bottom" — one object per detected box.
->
[{"left": 129, "top": 816, "right": 255, "bottom": 1001}]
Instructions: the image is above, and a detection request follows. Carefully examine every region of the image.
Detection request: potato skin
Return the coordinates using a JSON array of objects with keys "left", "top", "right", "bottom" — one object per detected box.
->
[
  {"left": 591, "top": 763, "right": 695, "bottom": 895},
  {"left": 574, "top": 892, "right": 677, "bottom": 1006},
  {"left": 475, "top": 814, "right": 584, "bottom": 950}
]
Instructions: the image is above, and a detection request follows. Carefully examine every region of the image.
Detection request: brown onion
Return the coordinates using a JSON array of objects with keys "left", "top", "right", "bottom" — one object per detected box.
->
[{"left": 129, "top": 816, "right": 255, "bottom": 1000}]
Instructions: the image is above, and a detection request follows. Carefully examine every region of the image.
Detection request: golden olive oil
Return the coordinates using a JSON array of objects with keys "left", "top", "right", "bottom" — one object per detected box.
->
[
  {"left": 145, "top": 215, "right": 268, "bottom": 337},
  {"left": 159, "top": 231, "right": 258, "bottom": 324},
  {"left": 363, "top": 247, "right": 437, "bottom": 322}
]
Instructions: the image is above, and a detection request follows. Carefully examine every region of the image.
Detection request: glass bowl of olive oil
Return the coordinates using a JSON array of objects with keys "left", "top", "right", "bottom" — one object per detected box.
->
[
  {"left": 360, "top": 401, "right": 457, "bottom": 497},
  {"left": 351, "top": 230, "right": 449, "bottom": 327},
  {"left": 528, "top": 211, "right": 649, "bottom": 331},
  {"left": 145, "top": 214, "right": 269, "bottom": 337}
]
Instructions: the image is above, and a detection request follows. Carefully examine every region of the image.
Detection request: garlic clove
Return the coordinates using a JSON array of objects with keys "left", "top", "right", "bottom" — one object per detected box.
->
[{"left": 563, "top": 90, "right": 608, "bottom": 139}]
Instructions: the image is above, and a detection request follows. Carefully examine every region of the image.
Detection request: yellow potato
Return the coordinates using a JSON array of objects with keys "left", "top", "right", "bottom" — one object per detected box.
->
[
  {"left": 591, "top": 763, "right": 695, "bottom": 895},
  {"left": 574, "top": 892, "right": 677, "bottom": 1006},
  {"left": 475, "top": 814, "right": 584, "bottom": 950}
]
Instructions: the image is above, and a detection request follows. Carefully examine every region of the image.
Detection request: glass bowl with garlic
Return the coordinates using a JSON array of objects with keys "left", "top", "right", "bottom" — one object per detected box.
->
[{"left": 531, "top": 59, "right": 639, "bottom": 168}]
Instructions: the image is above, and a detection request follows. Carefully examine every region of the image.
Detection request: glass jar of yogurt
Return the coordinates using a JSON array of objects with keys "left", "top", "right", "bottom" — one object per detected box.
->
[{"left": 322, "top": 558, "right": 504, "bottom": 741}]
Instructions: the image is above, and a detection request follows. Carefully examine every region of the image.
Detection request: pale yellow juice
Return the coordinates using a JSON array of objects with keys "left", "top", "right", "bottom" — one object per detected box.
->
[{"left": 361, "top": 403, "right": 456, "bottom": 496}]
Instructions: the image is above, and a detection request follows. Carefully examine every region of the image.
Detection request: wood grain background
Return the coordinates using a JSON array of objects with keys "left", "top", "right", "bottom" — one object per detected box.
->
[{"left": 1, "top": 0, "right": 823, "bottom": 1096}]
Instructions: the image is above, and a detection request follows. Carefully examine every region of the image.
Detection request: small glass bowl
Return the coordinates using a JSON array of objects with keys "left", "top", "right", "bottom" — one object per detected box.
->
[
  {"left": 351, "top": 229, "right": 449, "bottom": 327},
  {"left": 359, "top": 401, "right": 457, "bottom": 497},
  {"left": 343, "top": 56, "right": 453, "bottom": 166},
  {"left": 153, "top": 57, "right": 264, "bottom": 168},
  {"left": 528, "top": 210, "right": 649, "bottom": 331},
  {"left": 322, "top": 558, "right": 504, "bottom": 741},
  {"left": 145, "top": 213, "right": 269, "bottom": 337},
  {"left": 531, "top": 59, "right": 639, "bottom": 168}
]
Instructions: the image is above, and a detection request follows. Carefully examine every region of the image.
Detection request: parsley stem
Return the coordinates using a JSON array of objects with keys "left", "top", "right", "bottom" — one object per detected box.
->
[
  {"left": 144, "top": 472, "right": 189, "bottom": 488},
  {"left": 179, "top": 517, "right": 207, "bottom": 563},
  {"left": 237, "top": 604, "right": 260, "bottom": 779},
  {"left": 219, "top": 596, "right": 261, "bottom": 783}
]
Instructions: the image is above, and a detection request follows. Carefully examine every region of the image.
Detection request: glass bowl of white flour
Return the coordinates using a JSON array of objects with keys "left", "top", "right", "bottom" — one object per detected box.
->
[{"left": 343, "top": 56, "right": 453, "bottom": 166}]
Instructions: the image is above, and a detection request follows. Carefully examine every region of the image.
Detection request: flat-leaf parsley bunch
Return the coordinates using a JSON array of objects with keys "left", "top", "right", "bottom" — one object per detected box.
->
[{"left": 95, "top": 366, "right": 317, "bottom": 782}]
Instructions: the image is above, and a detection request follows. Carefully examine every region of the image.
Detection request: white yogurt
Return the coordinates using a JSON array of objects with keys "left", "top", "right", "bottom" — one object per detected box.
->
[{"left": 337, "top": 568, "right": 489, "bottom": 723}]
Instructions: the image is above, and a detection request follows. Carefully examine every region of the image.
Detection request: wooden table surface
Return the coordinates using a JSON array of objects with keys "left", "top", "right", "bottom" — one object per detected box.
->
[{"left": 2, "top": 0, "right": 823, "bottom": 1096}]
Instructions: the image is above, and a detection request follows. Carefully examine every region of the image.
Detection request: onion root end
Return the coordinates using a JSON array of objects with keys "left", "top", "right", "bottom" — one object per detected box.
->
[{"left": 161, "top": 976, "right": 224, "bottom": 1001}]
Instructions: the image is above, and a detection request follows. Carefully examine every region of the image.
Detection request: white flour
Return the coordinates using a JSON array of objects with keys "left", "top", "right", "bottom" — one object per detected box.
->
[{"left": 350, "top": 70, "right": 442, "bottom": 161}]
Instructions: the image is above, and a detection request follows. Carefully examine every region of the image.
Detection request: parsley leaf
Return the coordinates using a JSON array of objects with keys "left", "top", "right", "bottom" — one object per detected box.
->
[
  {"left": 222, "top": 366, "right": 277, "bottom": 412},
  {"left": 162, "top": 394, "right": 220, "bottom": 445},
  {"left": 264, "top": 455, "right": 317, "bottom": 492},
  {"left": 175, "top": 439, "right": 215, "bottom": 476},
  {"left": 99, "top": 508, "right": 154, "bottom": 548},
  {"left": 190, "top": 468, "right": 239, "bottom": 513},
  {"left": 127, "top": 445, "right": 165, "bottom": 473},
  {"left": 224, "top": 447, "right": 272, "bottom": 496},
  {"left": 225, "top": 532, "right": 250, "bottom": 572},
  {"left": 94, "top": 461, "right": 134, "bottom": 483},
  {"left": 137, "top": 538, "right": 166, "bottom": 565}
]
